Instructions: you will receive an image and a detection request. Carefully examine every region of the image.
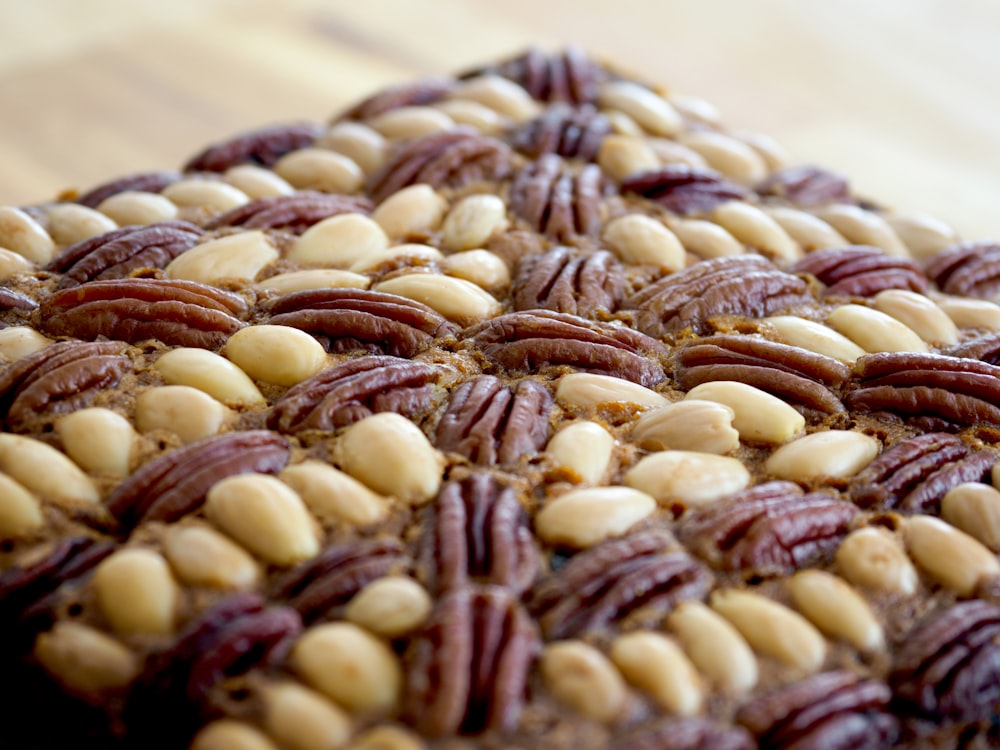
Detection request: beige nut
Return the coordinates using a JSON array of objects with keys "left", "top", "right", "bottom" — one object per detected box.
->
[
  {"left": 257, "top": 268, "right": 370, "bottom": 295},
  {"left": 434, "top": 98, "right": 509, "bottom": 135},
  {"left": 349, "top": 726, "right": 426, "bottom": 750},
  {"left": 154, "top": 348, "right": 266, "bottom": 406},
  {"left": 885, "top": 213, "right": 959, "bottom": 262},
  {"left": 540, "top": 640, "right": 628, "bottom": 723},
  {"left": 764, "top": 316, "right": 866, "bottom": 363},
  {"left": 678, "top": 131, "right": 767, "bottom": 184},
  {"left": 684, "top": 381, "right": 804, "bottom": 444},
  {"left": 262, "top": 681, "right": 353, "bottom": 750},
  {"left": 903, "top": 515, "right": 1000, "bottom": 596},
  {"left": 942, "top": 482, "right": 1000, "bottom": 551},
  {"left": 555, "top": 372, "right": 668, "bottom": 410},
  {"left": 134, "top": 385, "right": 229, "bottom": 443},
  {"left": 827, "top": 304, "right": 928, "bottom": 354},
  {"left": 190, "top": 721, "right": 279, "bottom": 750},
  {"left": 546, "top": 421, "right": 615, "bottom": 484},
  {"left": 646, "top": 137, "right": 708, "bottom": 169},
  {"left": 710, "top": 201, "right": 800, "bottom": 263},
  {"left": 603, "top": 214, "right": 685, "bottom": 271},
  {"left": 0, "top": 473, "right": 44, "bottom": 539},
  {"left": 345, "top": 576, "right": 433, "bottom": 638},
  {"left": 223, "top": 324, "right": 328, "bottom": 386},
  {"left": 373, "top": 273, "right": 500, "bottom": 325},
  {"left": 273, "top": 148, "right": 363, "bottom": 194},
  {"left": 814, "top": 204, "right": 909, "bottom": 257},
  {"left": 44, "top": 202, "right": 117, "bottom": 246},
  {"left": 610, "top": 631, "right": 704, "bottom": 715},
  {"left": 873, "top": 289, "right": 959, "bottom": 346},
  {"left": 667, "top": 601, "right": 758, "bottom": 695},
  {"left": 764, "top": 430, "right": 879, "bottom": 483},
  {"left": 161, "top": 179, "right": 250, "bottom": 212},
  {"left": 535, "top": 486, "right": 656, "bottom": 548},
  {"left": 371, "top": 184, "right": 448, "bottom": 239},
  {"left": 35, "top": 622, "right": 138, "bottom": 696},
  {"left": 291, "top": 622, "right": 402, "bottom": 713},
  {"left": 441, "top": 194, "right": 508, "bottom": 252},
  {"left": 288, "top": 214, "right": 389, "bottom": 268},
  {"left": 56, "top": 407, "right": 135, "bottom": 477},
  {"left": 597, "top": 81, "right": 683, "bottom": 137},
  {"left": 667, "top": 219, "right": 744, "bottom": 259},
  {"left": 597, "top": 134, "right": 660, "bottom": 181},
  {"left": 93, "top": 548, "right": 178, "bottom": 636},
  {"left": 206, "top": 473, "right": 319, "bottom": 566},
  {"left": 368, "top": 106, "right": 455, "bottom": 140},
  {"left": 349, "top": 242, "right": 443, "bottom": 273},
  {"left": 0, "top": 247, "right": 35, "bottom": 280},
  {"left": 763, "top": 206, "right": 847, "bottom": 251},
  {"left": 279, "top": 460, "right": 389, "bottom": 526},
  {"left": 624, "top": 450, "right": 750, "bottom": 508},
  {"left": 835, "top": 527, "right": 918, "bottom": 595},
  {"left": 318, "top": 121, "right": 387, "bottom": 175},
  {"left": 711, "top": 589, "right": 827, "bottom": 673},
  {"left": 732, "top": 129, "right": 791, "bottom": 170},
  {"left": 0, "top": 326, "right": 52, "bottom": 362},
  {"left": 787, "top": 570, "right": 884, "bottom": 653},
  {"left": 441, "top": 249, "right": 511, "bottom": 291},
  {"left": 223, "top": 164, "right": 296, "bottom": 198},
  {"left": 335, "top": 412, "right": 443, "bottom": 504},
  {"left": 163, "top": 524, "right": 260, "bottom": 590},
  {"left": 937, "top": 297, "right": 1000, "bottom": 332},
  {"left": 448, "top": 75, "right": 540, "bottom": 122},
  {"left": 0, "top": 434, "right": 98, "bottom": 505},
  {"left": 630, "top": 399, "right": 739, "bottom": 455},
  {"left": 667, "top": 93, "right": 721, "bottom": 127},
  {"left": 0, "top": 206, "right": 55, "bottom": 263},
  {"left": 166, "top": 230, "right": 278, "bottom": 284},
  {"left": 97, "top": 191, "right": 180, "bottom": 225}
]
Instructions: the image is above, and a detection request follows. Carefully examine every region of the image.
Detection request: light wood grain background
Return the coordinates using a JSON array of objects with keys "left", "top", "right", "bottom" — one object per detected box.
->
[{"left": 1, "top": 0, "right": 998, "bottom": 240}]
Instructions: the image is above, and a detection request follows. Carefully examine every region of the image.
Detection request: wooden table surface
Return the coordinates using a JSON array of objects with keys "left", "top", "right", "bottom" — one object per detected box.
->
[{"left": 1, "top": 0, "right": 999, "bottom": 240}]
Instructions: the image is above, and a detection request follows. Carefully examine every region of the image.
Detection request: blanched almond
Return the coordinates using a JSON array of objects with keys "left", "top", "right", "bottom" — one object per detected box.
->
[
  {"left": 764, "top": 431, "right": 879, "bottom": 483},
  {"left": 630, "top": 399, "right": 739, "bottom": 454},
  {"left": 684, "top": 381, "right": 804, "bottom": 444},
  {"left": 535, "top": 486, "right": 656, "bottom": 548},
  {"left": 624, "top": 450, "right": 750, "bottom": 507},
  {"left": 546, "top": 421, "right": 615, "bottom": 484}
]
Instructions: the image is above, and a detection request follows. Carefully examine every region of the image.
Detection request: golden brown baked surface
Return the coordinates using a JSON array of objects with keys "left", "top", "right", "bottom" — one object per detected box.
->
[{"left": 2, "top": 47, "right": 1000, "bottom": 749}]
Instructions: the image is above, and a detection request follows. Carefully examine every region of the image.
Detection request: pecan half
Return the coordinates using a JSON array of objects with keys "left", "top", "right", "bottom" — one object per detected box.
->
[
  {"left": 846, "top": 352, "right": 1000, "bottom": 428},
  {"left": 925, "top": 241, "right": 1000, "bottom": 298},
  {"left": 890, "top": 600, "right": 1000, "bottom": 722},
  {"left": 621, "top": 165, "right": 748, "bottom": 214},
  {"left": 513, "top": 247, "right": 624, "bottom": 318},
  {"left": 508, "top": 155, "right": 606, "bottom": 239},
  {"left": 183, "top": 122, "right": 323, "bottom": 172},
  {"left": 463, "top": 46, "right": 608, "bottom": 105},
  {"left": 266, "top": 288, "right": 458, "bottom": 357},
  {"left": 337, "top": 77, "right": 455, "bottom": 120},
  {"left": 420, "top": 474, "right": 539, "bottom": 594},
  {"left": 529, "top": 532, "right": 712, "bottom": 639},
  {"left": 271, "top": 538, "right": 407, "bottom": 624},
  {"left": 74, "top": 170, "right": 181, "bottom": 208},
  {"left": 756, "top": 165, "right": 852, "bottom": 206},
  {"left": 0, "top": 537, "right": 114, "bottom": 652},
  {"left": 624, "top": 255, "right": 814, "bottom": 337},
  {"left": 267, "top": 355, "right": 439, "bottom": 433},
  {"left": 434, "top": 376, "right": 552, "bottom": 466},
  {"left": 39, "top": 278, "right": 247, "bottom": 350},
  {"left": 47, "top": 221, "right": 204, "bottom": 288},
  {"left": 106, "top": 431, "right": 290, "bottom": 528},
  {"left": 614, "top": 718, "right": 754, "bottom": 750},
  {"left": 507, "top": 104, "right": 611, "bottom": 161},
  {"left": 674, "top": 334, "right": 849, "bottom": 413},
  {"left": 0, "top": 340, "right": 132, "bottom": 432},
  {"left": 0, "top": 287, "right": 37, "bottom": 312},
  {"left": 405, "top": 584, "right": 539, "bottom": 736},
  {"left": 737, "top": 671, "right": 898, "bottom": 750},
  {"left": 849, "top": 433, "right": 993, "bottom": 512},
  {"left": 465, "top": 309, "right": 667, "bottom": 387},
  {"left": 368, "top": 129, "right": 513, "bottom": 204},
  {"left": 204, "top": 191, "right": 373, "bottom": 232},
  {"left": 679, "top": 482, "right": 859, "bottom": 576},
  {"left": 790, "top": 246, "right": 928, "bottom": 297},
  {"left": 947, "top": 332, "right": 1000, "bottom": 364}
]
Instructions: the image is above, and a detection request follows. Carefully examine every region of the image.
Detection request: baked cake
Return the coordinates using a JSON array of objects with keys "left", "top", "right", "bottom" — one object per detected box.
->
[{"left": 1, "top": 47, "right": 1000, "bottom": 749}]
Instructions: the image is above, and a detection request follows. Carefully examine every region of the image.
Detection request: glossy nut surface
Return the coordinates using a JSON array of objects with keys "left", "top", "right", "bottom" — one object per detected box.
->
[
  {"left": 154, "top": 348, "right": 266, "bottom": 406},
  {"left": 541, "top": 640, "right": 628, "bottom": 723},
  {"left": 624, "top": 450, "right": 750, "bottom": 508},
  {"left": 163, "top": 524, "right": 260, "bottom": 590},
  {"left": 134, "top": 385, "right": 229, "bottom": 443},
  {"left": 35, "top": 622, "right": 138, "bottom": 696},
  {"left": 224, "top": 324, "right": 328, "bottom": 386},
  {"left": 56, "top": 407, "right": 136, "bottom": 477},
  {"left": 93, "top": 548, "right": 178, "bottom": 636},
  {"left": 279, "top": 460, "right": 389, "bottom": 525},
  {"left": 345, "top": 576, "right": 433, "bottom": 638},
  {"left": 535, "top": 486, "right": 656, "bottom": 548},
  {"left": 546, "top": 421, "right": 614, "bottom": 484}
]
